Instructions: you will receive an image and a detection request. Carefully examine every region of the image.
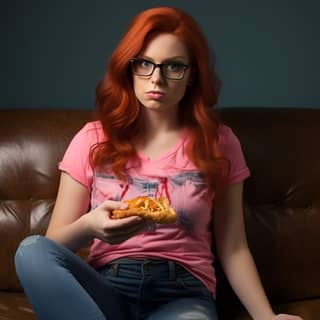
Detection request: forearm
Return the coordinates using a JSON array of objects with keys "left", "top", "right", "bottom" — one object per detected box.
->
[
  {"left": 45, "top": 213, "right": 93, "bottom": 252},
  {"left": 221, "top": 247, "right": 275, "bottom": 320}
]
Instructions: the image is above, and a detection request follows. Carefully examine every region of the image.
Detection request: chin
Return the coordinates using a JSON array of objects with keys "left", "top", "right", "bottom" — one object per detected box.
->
[
  {"left": 141, "top": 101, "right": 166, "bottom": 110},
  {"left": 141, "top": 100, "right": 178, "bottom": 111}
]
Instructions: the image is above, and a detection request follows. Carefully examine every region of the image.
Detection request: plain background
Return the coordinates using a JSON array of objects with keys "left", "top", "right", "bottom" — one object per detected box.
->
[{"left": 2, "top": 0, "right": 320, "bottom": 109}]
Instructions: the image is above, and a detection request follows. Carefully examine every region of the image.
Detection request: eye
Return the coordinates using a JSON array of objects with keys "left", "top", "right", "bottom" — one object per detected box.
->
[
  {"left": 138, "top": 59, "right": 153, "bottom": 69},
  {"left": 165, "top": 62, "right": 184, "bottom": 72}
]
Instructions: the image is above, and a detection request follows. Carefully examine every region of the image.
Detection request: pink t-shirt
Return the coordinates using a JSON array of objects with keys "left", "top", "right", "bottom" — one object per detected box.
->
[{"left": 59, "top": 121, "right": 250, "bottom": 298}]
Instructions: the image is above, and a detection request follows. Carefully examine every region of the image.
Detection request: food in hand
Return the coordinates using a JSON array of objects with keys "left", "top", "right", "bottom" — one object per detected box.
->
[{"left": 112, "top": 196, "right": 177, "bottom": 224}]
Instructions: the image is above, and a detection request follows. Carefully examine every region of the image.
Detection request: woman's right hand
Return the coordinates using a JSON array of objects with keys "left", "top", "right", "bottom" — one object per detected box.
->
[
  {"left": 84, "top": 200, "right": 148, "bottom": 245},
  {"left": 46, "top": 173, "right": 147, "bottom": 250}
]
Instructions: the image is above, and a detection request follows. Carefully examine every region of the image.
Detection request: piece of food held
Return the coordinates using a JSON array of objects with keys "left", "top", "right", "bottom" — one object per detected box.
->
[{"left": 111, "top": 196, "right": 177, "bottom": 224}]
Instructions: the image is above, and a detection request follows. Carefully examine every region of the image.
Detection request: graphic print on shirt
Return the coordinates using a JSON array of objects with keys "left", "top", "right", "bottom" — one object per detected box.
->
[{"left": 91, "top": 170, "right": 212, "bottom": 235}]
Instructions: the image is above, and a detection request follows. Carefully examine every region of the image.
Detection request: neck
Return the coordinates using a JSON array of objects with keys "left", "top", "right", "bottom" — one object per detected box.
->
[
  {"left": 139, "top": 107, "right": 181, "bottom": 137},
  {"left": 133, "top": 107, "right": 184, "bottom": 154}
]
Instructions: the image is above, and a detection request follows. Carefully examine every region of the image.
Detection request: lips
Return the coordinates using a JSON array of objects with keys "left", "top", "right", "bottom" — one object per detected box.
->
[{"left": 146, "top": 90, "right": 165, "bottom": 100}]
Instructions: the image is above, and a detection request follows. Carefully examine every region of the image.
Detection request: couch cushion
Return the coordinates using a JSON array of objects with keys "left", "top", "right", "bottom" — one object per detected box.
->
[
  {"left": 219, "top": 108, "right": 320, "bottom": 304},
  {"left": 0, "top": 109, "right": 92, "bottom": 290},
  {"left": 0, "top": 292, "right": 35, "bottom": 320}
]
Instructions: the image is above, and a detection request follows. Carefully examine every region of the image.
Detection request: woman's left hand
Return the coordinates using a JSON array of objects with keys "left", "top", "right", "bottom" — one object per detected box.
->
[{"left": 274, "top": 314, "right": 304, "bottom": 320}]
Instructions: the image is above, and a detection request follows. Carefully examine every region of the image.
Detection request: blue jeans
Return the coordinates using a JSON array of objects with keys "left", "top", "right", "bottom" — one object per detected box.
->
[{"left": 15, "top": 235, "right": 218, "bottom": 320}]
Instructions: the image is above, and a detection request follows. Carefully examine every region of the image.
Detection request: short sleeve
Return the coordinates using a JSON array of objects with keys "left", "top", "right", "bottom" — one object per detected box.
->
[
  {"left": 58, "top": 121, "right": 103, "bottom": 191},
  {"left": 217, "top": 125, "right": 250, "bottom": 185}
]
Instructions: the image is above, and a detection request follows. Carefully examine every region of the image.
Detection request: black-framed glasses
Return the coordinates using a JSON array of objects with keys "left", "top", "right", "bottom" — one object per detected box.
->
[{"left": 130, "top": 58, "right": 189, "bottom": 80}]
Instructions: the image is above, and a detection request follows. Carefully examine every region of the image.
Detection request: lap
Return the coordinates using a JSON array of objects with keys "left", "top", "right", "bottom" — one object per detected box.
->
[
  {"left": 16, "top": 237, "right": 218, "bottom": 319},
  {"left": 99, "top": 258, "right": 219, "bottom": 319}
]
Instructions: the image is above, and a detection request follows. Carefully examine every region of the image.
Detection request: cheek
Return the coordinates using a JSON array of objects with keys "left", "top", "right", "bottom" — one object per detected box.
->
[
  {"left": 133, "top": 79, "right": 143, "bottom": 100},
  {"left": 170, "top": 73, "right": 190, "bottom": 101},
  {"left": 170, "top": 83, "right": 188, "bottom": 101}
]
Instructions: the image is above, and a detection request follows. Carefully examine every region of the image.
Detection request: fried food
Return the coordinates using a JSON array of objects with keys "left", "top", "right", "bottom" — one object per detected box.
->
[{"left": 112, "top": 196, "right": 177, "bottom": 224}]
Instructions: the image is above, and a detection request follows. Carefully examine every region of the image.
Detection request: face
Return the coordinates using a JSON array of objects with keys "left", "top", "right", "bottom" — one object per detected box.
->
[{"left": 132, "top": 33, "right": 191, "bottom": 113}]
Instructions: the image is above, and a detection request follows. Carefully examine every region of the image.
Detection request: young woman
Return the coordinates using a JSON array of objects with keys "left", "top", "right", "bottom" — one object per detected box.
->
[{"left": 15, "top": 6, "right": 303, "bottom": 320}]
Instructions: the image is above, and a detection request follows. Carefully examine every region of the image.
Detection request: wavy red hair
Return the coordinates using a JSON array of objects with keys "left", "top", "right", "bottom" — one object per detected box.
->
[{"left": 92, "top": 6, "right": 229, "bottom": 192}]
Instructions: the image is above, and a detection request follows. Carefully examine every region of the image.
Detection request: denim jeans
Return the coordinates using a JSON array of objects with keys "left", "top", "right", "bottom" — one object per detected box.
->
[{"left": 15, "top": 235, "right": 218, "bottom": 320}]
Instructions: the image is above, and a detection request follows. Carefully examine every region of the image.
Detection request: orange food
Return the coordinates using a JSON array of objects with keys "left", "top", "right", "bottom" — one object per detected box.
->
[{"left": 112, "top": 196, "right": 177, "bottom": 224}]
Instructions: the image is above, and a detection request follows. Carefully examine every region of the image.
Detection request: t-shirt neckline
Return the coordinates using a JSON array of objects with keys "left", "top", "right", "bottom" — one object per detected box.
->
[{"left": 137, "top": 129, "right": 188, "bottom": 163}]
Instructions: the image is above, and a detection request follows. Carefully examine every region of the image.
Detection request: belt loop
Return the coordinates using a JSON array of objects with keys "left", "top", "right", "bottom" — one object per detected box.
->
[
  {"left": 111, "top": 263, "right": 119, "bottom": 276},
  {"left": 168, "top": 261, "right": 176, "bottom": 280}
]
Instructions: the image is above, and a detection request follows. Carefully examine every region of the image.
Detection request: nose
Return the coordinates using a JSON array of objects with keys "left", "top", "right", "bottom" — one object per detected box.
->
[{"left": 150, "top": 66, "right": 165, "bottom": 83}]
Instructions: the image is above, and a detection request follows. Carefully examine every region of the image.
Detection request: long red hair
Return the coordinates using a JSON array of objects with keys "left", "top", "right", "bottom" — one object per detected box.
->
[{"left": 92, "top": 6, "right": 229, "bottom": 192}]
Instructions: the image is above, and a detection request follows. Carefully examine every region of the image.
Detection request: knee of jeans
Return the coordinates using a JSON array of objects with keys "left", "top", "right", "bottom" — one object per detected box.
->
[
  {"left": 15, "top": 235, "right": 45, "bottom": 268},
  {"left": 147, "top": 299, "right": 218, "bottom": 320}
]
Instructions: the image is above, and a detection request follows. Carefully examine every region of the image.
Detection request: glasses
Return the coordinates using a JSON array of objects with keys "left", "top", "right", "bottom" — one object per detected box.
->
[{"left": 130, "top": 58, "right": 189, "bottom": 80}]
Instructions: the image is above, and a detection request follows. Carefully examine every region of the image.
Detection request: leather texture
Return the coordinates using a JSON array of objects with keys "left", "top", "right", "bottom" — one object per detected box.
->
[{"left": 0, "top": 108, "right": 319, "bottom": 319}]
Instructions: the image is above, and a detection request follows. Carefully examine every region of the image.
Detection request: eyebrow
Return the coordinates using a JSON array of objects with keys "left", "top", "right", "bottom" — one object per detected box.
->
[{"left": 139, "top": 55, "right": 188, "bottom": 63}]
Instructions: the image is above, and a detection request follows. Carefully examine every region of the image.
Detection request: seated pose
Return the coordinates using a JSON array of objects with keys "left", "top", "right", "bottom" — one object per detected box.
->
[{"left": 15, "top": 6, "right": 303, "bottom": 320}]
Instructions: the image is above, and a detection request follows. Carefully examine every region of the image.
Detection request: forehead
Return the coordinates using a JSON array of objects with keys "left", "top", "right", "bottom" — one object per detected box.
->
[{"left": 140, "top": 33, "right": 190, "bottom": 61}]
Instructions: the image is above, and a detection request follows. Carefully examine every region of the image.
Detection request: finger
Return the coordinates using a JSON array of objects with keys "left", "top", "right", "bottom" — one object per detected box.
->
[
  {"left": 103, "top": 222, "right": 149, "bottom": 244},
  {"left": 106, "top": 215, "right": 146, "bottom": 231},
  {"left": 113, "top": 219, "right": 149, "bottom": 236},
  {"left": 99, "top": 200, "right": 128, "bottom": 211}
]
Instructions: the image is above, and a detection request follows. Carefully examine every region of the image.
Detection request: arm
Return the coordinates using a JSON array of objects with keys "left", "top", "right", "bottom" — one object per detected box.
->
[
  {"left": 213, "top": 182, "right": 303, "bottom": 320},
  {"left": 46, "top": 172, "right": 148, "bottom": 252}
]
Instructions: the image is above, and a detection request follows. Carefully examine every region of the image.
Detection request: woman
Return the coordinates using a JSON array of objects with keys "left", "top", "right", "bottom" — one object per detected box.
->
[{"left": 15, "top": 6, "right": 303, "bottom": 320}]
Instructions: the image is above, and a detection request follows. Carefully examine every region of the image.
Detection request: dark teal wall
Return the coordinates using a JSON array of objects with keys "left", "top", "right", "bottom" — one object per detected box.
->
[{"left": 2, "top": 0, "right": 320, "bottom": 109}]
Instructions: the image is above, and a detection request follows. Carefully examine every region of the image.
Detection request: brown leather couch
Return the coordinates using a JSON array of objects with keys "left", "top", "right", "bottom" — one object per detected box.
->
[{"left": 0, "top": 108, "right": 319, "bottom": 319}]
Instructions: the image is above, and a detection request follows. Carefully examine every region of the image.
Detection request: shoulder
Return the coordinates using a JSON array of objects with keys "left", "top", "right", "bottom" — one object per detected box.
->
[
  {"left": 79, "top": 121, "right": 104, "bottom": 137},
  {"left": 217, "top": 123, "right": 250, "bottom": 183},
  {"left": 73, "top": 121, "right": 106, "bottom": 145},
  {"left": 217, "top": 124, "right": 241, "bottom": 152}
]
